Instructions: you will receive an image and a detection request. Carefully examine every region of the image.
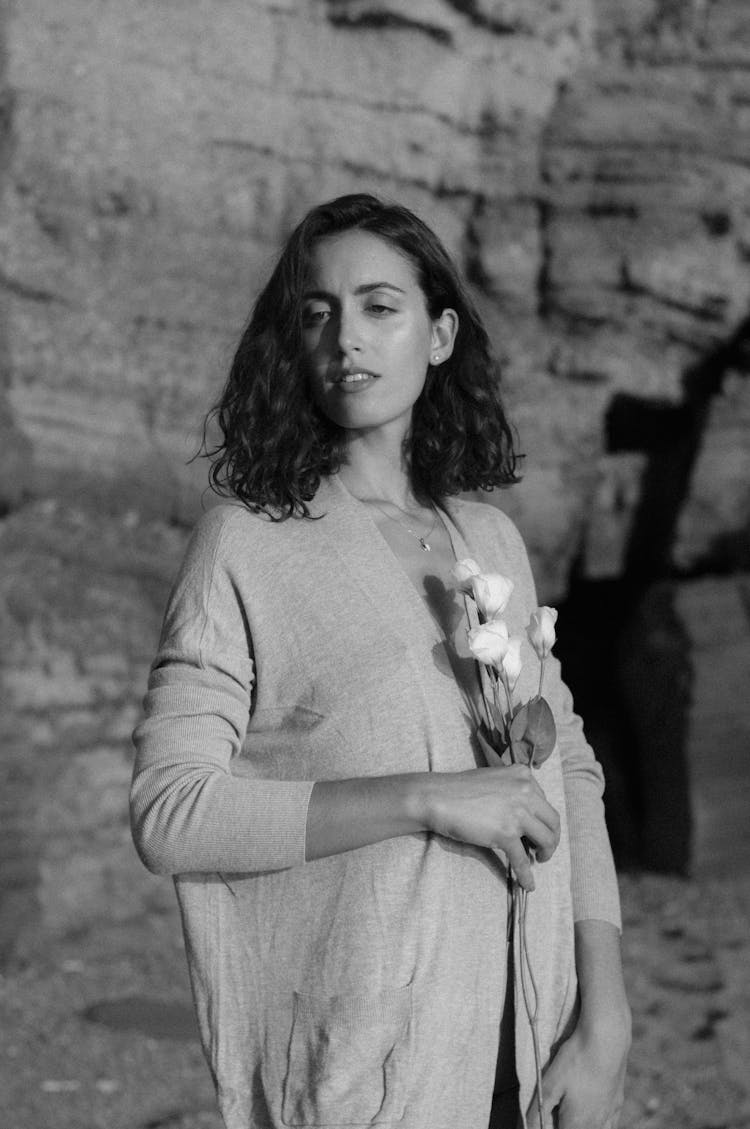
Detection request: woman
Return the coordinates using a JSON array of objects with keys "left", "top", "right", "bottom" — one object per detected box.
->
[{"left": 131, "top": 194, "right": 630, "bottom": 1129}]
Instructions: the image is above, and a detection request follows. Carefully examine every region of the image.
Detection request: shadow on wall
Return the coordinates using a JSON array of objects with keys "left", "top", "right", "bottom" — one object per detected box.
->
[{"left": 557, "top": 312, "right": 750, "bottom": 875}]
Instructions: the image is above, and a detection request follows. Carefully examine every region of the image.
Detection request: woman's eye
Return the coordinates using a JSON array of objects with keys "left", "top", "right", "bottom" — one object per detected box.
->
[
  {"left": 367, "top": 303, "right": 395, "bottom": 316},
  {"left": 302, "top": 308, "right": 330, "bottom": 327}
]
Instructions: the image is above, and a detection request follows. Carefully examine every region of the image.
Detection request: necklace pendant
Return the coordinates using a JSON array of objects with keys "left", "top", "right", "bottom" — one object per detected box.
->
[{"left": 419, "top": 538, "right": 431, "bottom": 552}]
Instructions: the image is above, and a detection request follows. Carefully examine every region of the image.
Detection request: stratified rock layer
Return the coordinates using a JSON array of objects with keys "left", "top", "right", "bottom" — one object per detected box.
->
[{"left": 1, "top": 0, "right": 749, "bottom": 595}]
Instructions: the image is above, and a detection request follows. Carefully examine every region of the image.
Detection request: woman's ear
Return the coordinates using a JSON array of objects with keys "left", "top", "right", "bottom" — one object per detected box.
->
[{"left": 430, "top": 308, "right": 459, "bottom": 364}]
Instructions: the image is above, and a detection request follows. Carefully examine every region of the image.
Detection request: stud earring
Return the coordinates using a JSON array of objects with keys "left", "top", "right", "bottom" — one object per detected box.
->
[{"left": 432, "top": 353, "right": 440, "bottom": 364}]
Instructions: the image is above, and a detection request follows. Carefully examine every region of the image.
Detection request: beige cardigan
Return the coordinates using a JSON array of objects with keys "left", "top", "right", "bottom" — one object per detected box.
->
[{"left": 131, "top": 474, "right": 621, "bottom": 1129}]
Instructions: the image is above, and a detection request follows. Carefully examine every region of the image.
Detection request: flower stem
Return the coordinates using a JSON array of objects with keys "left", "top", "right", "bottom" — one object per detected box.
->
[
  {"left": 500, "top": 669, "right": 515, "bottom": 720},
  {"left": 537, "top": 657, "right": 546, "bottom": 701},
  {"left": 516, "top": 884, "right": 546, "bottom": 1128},
  {"left": 491, "top": 675, "right": 511, "bottom": 747}
]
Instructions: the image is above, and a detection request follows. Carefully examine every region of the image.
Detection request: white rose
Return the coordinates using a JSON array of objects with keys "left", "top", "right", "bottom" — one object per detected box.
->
[
  {"left": 467, "top": 619, "right": 510, "bottom": 669},
  {"left": 471, "top": 573, "right": 514, "bottom": 620}
]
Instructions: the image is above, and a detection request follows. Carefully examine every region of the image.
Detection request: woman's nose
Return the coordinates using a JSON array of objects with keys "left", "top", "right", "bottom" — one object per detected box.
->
[{"left": 336, "top": 308, "right": 362, "bottom": 354}]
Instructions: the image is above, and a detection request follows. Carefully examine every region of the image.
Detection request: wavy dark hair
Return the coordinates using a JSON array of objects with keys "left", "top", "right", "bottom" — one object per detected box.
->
[{"left": 205, "top": 193, "right": 521, "bottom": 516}]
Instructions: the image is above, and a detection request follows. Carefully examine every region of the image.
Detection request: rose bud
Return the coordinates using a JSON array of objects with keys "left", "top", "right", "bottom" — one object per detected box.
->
[
  {"left": 526, "top": 607, "right": 558, "bottom": 660},
  {"left": 451, "top": 558, "right": 482, "bottom": 593}
]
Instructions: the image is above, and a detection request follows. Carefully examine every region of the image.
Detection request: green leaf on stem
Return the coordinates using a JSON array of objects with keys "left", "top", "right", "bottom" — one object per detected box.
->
[
  {"left": 511, "top": 740, "right": 530, "bottom": 765},
  {"left": 509, "top": 704, "right": 529, "bottom": 744},
  {"left": 508, "top": 697, "right": 557, "bottom": 767}
]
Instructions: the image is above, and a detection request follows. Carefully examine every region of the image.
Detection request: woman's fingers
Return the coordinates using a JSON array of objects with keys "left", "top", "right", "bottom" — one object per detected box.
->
[
  {"left": 505, "top": 839, "right": 536, "bottom": 891},
  {"left": 525, "top": 1059, "right": 564, "bottom": 1129},
  {"left": 519, "top": 812, "right": 559, "bottom": 863},
  {"left": 511, "top": 771, "right": 560, "bottom": 856},
  {"left": 426, "top": 765, "right": 561, "bottom": 866}
]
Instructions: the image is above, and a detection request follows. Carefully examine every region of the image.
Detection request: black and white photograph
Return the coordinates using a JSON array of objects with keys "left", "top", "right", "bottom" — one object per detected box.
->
[{"left": 1, "top": 3, "right": 749, "bottom": 1128}]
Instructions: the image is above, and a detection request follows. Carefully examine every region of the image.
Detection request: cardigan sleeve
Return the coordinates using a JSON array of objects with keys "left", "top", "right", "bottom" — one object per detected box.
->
[
  {"left": 130, "top": 507, "right": 314, "bottom": 876},
  {"left": 496, "top": 513, "right": 622, "bottom": 931}
]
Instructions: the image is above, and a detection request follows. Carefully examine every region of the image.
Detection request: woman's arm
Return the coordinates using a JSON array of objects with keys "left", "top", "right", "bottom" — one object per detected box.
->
[
  {"left": 306, "top": 766, "right": 561, "bottom": 891},
  {"left": 575, "top": 919, "right": 631, "bottom": 1042},
  {"left": 132, "top": 507, "right": 563, "bottom": 881}
]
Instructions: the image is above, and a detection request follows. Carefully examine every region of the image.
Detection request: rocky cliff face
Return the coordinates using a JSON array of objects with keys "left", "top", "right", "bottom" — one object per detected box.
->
[
  {"left": 1, "top": 2, "right": 750, "bottom": 1041},
  {"left": 1, "top": 0, "right": 748, "bottom": 596}
]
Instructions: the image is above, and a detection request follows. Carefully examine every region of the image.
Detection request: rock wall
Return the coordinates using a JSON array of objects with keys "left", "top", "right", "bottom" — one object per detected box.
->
[{"left": 1, "top": 0, "right": 748, "bottom": 596}]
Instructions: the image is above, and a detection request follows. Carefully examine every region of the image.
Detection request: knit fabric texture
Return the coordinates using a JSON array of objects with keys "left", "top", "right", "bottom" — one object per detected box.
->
[{"left": 131, "top": 474, "right": 621, "bottom": 1129}]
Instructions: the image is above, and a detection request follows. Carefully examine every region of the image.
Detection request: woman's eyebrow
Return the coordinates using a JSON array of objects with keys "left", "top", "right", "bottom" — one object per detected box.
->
[
  {"left": 301, "top": 282, "right": 406, "bottom": 300},
  {"left": 354, "top": 282, "right": 406, "bottom": 295}
]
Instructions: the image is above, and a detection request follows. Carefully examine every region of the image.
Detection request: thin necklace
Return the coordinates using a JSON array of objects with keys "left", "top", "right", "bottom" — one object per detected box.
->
[{"left": 369, "top": 500, "right": 438, "bottom": 552}]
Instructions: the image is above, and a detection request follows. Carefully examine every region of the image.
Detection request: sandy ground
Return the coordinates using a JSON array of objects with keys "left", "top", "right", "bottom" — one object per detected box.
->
[{"left": 2, "top": 868, "right": 749, "bottom": 1129}]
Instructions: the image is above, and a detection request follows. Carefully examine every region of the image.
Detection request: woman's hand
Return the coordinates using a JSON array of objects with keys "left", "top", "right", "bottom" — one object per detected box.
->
[
  {"left": 525, "top": 1013, "right": 629, "bottom": 1129},
  {"left": 526, "top": 920, "right": 631, "bottom": 1129},
  {"left": 422, "top": 766, "right": 561, "bottom": 890}
]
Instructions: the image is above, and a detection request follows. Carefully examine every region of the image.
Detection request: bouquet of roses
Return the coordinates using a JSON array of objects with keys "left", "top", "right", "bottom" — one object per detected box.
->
[{"left": 451, "top": 558, "right": 559, "bottom": 1128}]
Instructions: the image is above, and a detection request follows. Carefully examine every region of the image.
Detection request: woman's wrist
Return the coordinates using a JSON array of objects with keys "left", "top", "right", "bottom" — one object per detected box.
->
[{"left": 407, "top": 772, "right": 443, "bottom": 835}]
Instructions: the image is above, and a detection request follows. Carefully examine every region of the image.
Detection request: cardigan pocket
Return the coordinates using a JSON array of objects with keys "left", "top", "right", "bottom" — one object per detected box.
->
[{"left": 281, "top": 984, "right": 412, "bottom": 1126}]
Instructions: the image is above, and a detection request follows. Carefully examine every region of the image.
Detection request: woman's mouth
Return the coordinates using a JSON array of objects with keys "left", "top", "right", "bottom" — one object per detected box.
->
[{"left": 332, "top": 370, "right": 380, "bottom": 390}]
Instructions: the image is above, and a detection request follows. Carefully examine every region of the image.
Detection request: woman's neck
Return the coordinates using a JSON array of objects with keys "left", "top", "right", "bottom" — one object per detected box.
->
[{"left": 338, "top": 434, "right": 418, "bottom": 510}]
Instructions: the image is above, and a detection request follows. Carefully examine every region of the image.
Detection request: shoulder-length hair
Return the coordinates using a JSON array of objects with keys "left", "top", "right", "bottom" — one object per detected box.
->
[{"left": 205, "top": 193, "right": 520, "bottom": 516}]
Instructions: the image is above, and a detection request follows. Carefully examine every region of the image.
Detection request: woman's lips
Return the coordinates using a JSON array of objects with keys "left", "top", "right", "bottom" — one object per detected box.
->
[{"left": 331, "top": 371, "right": 379, "bottom": 391}]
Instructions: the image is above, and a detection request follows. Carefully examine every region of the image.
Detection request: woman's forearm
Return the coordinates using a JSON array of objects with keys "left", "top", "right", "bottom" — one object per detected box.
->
[
  {"left": 574, "top": 919, "right": 631, "bottom": 1038},
  {"left": 304, "top": 774, "right": 427, "bottom": 859},
  {"left": 305, "top": 767, "right": 561, "bottom": 891}
]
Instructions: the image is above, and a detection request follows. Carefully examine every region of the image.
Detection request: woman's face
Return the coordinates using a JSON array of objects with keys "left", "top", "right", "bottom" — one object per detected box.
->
[{"left": 301, "top": 230, "right": 457, "bottom": 441}]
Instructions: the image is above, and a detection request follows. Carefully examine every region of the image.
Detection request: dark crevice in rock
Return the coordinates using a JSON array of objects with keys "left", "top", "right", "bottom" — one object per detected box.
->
[
  {"left": 560, "top": 318, "right": 750, "bottom": 874},
  {"left": 0, "top": 86, "right": 14, "bottom": 166},
  {"left": 558, "top": 367, "right": 609, "bottom": 385},
  {"left": 700, "top": 209, "right": 732, "bottom": 237},
  {"left": 535, "top": 197, "right": 553, "bottom": 319},
  {"left": 462, "top": 195, "right": 493, "bottom": 295},
  {"left": 556, "top": 572, "right": 693, "bottom": 873},
  {"left": 93, "top": 189, "right": 132, "bottom": 217},
  {"left": 584, "top": 201, "right": 640, "bottom": 220},
  {"left": 616, "top": 314, "right": 750, "bottom": 582},
  {"left": 324, "top": 0, "right": 524, "bottom": 42},
  {"left": 618, "top": 260, "right": 728, "bottom": 323},
  {"left": 325, "top": 8, "right": 452, "bottom": 46},
  {"left": 553, "top": 576, "right": 645, "bottom": 870},
  {"left": 0, "top": 268, "right": 69, "bottom": 305},
  {"left": 210, "top": 138, "right": 299, "bottom": 160},
  {"left": 607, "top": 397, "right": 693, "bottom": 456},
  {"left": 443, "top": 0, "right": 519, "bottom": 36},
  {"left": 209, "top": 138, "right": 474, "bottom": 200},
  {"left": 286, "top": 85, "right": 522, "bottom": 142},
  {"left": 549, "top": 306, "right": 610, "bottom": 328}
]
